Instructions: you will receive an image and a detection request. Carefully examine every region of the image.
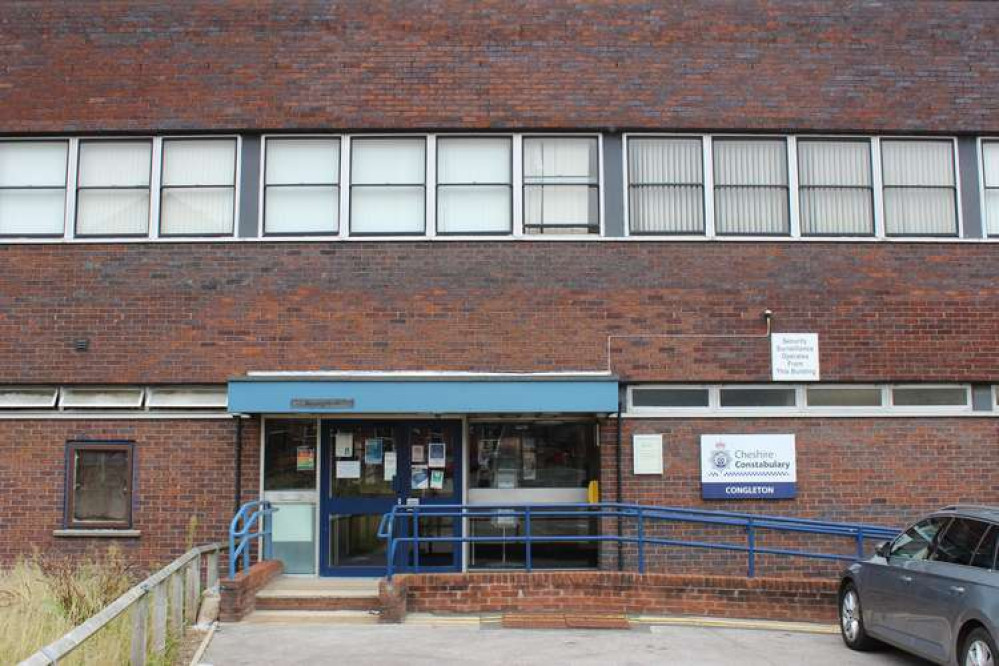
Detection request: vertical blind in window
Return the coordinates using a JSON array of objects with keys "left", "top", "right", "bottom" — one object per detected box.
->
[
  {"left": 0, "top": 141, "right": 68, "bottom": 236},
  {"left": 628, "top": 138, "right": 704, "bottom": 234},
  {"left": 436, "top": 137, "right": 512, "bottom": 234},
  {"left": 523, "top": 137, "right": 599, "bottom": 234},
  {"left": 881, "top": 140, "right": 957, "bottom": 236},
  {"left": 76, "top": 140, "right": 152, "bottom": 236},
  {"left": 264, "top": 138, "right": 339, "bottom": 235},
  {"left": 350, "top": 138, "right": 426, "bottom": 234},
  {"left": 160, "top": 139, "right": 237, "bottom": 236},
  {"left": 713, "top": 139, "right": 789, "bottom": 235},
  {"left": 797, "top": 140, "right": 873, "bottom": 236},
  {"left": 983, "top": 142, "right": 999, "bottom": 236}
]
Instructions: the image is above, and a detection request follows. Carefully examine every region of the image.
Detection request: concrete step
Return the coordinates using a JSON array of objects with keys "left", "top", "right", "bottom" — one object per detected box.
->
[
  {"left": 255, "top": 595, "right": 381, "bottom": 612},
  {"left": 241, "top": 610, "right": 381, "bottom": 625}
]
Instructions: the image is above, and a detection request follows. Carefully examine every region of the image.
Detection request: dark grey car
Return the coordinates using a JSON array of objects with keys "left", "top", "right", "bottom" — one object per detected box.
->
[{"left": 840, "top": 506, "right": 999, "bottom": 666}]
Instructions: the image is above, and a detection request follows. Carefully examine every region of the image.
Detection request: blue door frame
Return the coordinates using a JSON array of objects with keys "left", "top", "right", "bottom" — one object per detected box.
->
[{"left": 319, "top": 419, "right": 463, "bottom": 577}]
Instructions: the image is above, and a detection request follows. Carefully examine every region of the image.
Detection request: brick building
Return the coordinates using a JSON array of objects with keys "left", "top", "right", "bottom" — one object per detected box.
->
[{"left": 0, "top": 1, "right": 997, "bottom": 577}]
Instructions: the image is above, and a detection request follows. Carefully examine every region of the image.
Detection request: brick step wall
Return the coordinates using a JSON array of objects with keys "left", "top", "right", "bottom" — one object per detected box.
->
[
  {"left": 255, "top": 596, "right": 381, "bottom": 612},
  {"left": 379, "top": 571, "right": 840, "bottom": 624}
]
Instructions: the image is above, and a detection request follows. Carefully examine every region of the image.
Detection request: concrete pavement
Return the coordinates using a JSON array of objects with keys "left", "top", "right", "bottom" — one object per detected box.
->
[{"left": 201, "top": 621, "right": 932, "bottom": 666}]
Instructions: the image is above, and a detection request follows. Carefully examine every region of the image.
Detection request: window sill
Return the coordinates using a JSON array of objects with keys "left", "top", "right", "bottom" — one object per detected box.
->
[{"left": 53, "top": 529, "right": 141, "bottom": 538}]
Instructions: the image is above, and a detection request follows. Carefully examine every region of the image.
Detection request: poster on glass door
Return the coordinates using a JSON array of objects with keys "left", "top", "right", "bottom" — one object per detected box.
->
[{"left": 700, "top": 434, "right": 796, "bottom": 499}]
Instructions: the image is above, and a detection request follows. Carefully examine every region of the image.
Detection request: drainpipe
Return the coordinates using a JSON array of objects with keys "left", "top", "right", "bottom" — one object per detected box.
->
[
  {"left": 234, "top": 415, "right": 243, "bottom": 514},
  {"left": 615, "top": 387, "right": 624, "bottom": 571}
]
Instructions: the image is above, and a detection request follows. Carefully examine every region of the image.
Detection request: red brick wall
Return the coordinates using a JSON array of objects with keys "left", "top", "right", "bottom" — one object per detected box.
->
[
  {"left": 0, "top": 418, "right": 259, "bottom": 571},
  {"left": 599, "top": 417, "right": 999, "bottom": 575},
  {"left": 386, "top": 571, "right": 838, "bottom": 623},
  {"left": 2, "top": 1, "right": 997, "bottom": 133},
  {"left": 2, "top": 242, "right": 998, "bottom": 384}
]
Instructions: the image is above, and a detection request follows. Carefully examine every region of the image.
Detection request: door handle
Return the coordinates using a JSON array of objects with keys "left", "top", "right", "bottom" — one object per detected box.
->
[
  {"left": 949, "top": 586, "right": 966, "bottom": 595},
  {"left": 899, "top": 575, "right": 914, "bottom": 583}
]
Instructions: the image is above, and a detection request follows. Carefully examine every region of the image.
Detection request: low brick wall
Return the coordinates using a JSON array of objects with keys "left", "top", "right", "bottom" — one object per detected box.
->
[
  {"left": 219, "top": 559, "right": 283, "bottom": 622},
  {"left": 380, "top": 571, "right": 839, "bottom": 624}
]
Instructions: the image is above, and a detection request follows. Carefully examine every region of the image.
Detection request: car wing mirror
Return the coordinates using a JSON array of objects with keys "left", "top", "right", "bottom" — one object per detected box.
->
[{"left": 875, "top": 540, "right": 891, "bottom": 559}]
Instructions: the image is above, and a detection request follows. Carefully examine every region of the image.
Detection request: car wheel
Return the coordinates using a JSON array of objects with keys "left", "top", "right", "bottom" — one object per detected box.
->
[
  {"left": 840, "top": 582, "right": 878, "bottom": 651},
  {"left": 962, "top": 628, "right": 996, "bottom": 666}
]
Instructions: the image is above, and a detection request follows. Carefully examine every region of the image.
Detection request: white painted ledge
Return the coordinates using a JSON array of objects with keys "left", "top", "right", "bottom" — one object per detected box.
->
[{"left": 52, "top": 529, "right": 141, "bottom": 538}]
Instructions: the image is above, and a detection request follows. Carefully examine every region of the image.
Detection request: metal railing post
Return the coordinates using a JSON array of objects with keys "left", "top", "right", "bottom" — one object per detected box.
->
[
  {"left": 637, "top": 506, "right": 646, "bottom": 574},
  {"left": 413, "top": 506, "right": 421, "bottom": 572},
  {"left": 855, "top": 527, "right": 865, "bottom": 560},
  {"left": 525, "top": 506, "right": 532, "bottom": 573},
  {"left": 746, "top": 517, "right": 756, "bottom": 578}
]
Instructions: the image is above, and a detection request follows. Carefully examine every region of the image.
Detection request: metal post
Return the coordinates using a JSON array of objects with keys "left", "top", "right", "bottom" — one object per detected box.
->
[
  {"left": 746, "top": 518, "right": 756, "bottom": 578},
  {"left": 130, "top": 592, "right": 148, "bottom": 666},
  {"left": 263, "top": 504, "right": 274, "bottom": 560},
  {"left": 152, "top": 582, "right": 167, "bottom": 653},
  {"left": 637, "top": 506, "right": 645, "bottom": 574},
  {"left": 413, "top": 506, "right": 421, "bottom": 572},
  {"left": 855, "top": 527, "right": 865, "bottom": 560},
  {"left": 525, "top": 506, "right": 532, "bottom": 573}
]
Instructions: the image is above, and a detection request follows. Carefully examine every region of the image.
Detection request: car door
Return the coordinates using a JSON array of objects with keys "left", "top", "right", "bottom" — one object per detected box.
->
[
  {"left": 902, "top": 518, "right": 993, "bottom": 664},
  {"left": 866, "top": 517, "right": 950, "bottom": 648}
]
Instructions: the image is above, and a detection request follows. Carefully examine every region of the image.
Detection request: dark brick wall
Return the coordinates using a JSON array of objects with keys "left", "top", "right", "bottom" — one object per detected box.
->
[
  {"left": 0, "top": 418, "right": 259, "bottom": 571},
  {"left": 599, "top": 417, "right": 999, "bottom": 575},
  {"left": 1, "top": 1, "right": 997, "bottom": 134},
  {"left": 1, "top": 241, "right": 997, "bottom": 384}
]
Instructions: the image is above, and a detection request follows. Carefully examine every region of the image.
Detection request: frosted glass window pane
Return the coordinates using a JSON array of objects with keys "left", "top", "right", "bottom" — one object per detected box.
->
[
  {"left": 984, "top": 143, "right": 999, "bottom": 186},
  {"left": 798, "top": 140, "right": 871, "bottom": 187},
  {"left": 524, "top": 138, "right": 597, "bottom": 182},
  {"left": 265, "top": 186, "right": 339, "bottom": 234},
  {"left": 78, "top": 141, "right": 151, "bottom": 187},
  {"left": 714, "top": 139, "right": 787, "bottom": 186},
  {"left": 266, "top": 139, "right": 339, "bottom": 185},
  {"left": 629, "top": 138, "right": 702, "bottom": 184},
  {"left": 351, "top": 186, "right": 424, "bottom": 233},
  {"left": 986, "top": 190, "right": 999, "bottom": 237},
  {"left": 893, "top": 387, "right": 968, "bottom": 407},
  {"left": 524, "top": 185, "right": 597, "bottom": 228},
  {"left": 161, "top": 188, "right": 235, "bottom": 235},
  {"left": 884, "top": 188, "right": 956, "bottom": 235},
  {"left": 807, "top": 387, "right": 883, "bottom": 407},
  {"left": 0, "top": 141, "right": 68, "bottom": 187},
  {"left": 629, "top": 186, "right": 704, "bottom": 233},
  {"left": 438, "top": 137, "right": 511, "bottom": 184},
  {"left": 715, "top": 187, "right": 789, "bottom": 234},
  {"left": 438, "top": 186, "right": 510, "bottom": 233},
  {"left": 800, "top": 188, "right": 873, "bottom": 235},
  {"left": 882, "top": 140, "right": 954, "bottom": 186},
  {"left": 76, "top": 190, "right": 149, "bottom": 236},
  {"left": 351, "top": 138, "right": 425, "bottom": 185},
  {"left": 162, "top": 140, "right": 236, "bottom": 186},
  {"left": 0, "top": 189, "right": 65, "bottom": 235}
]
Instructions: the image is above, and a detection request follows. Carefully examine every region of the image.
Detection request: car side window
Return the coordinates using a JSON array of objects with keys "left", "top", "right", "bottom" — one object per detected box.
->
[
  {"left": 890, "top": 517, "right": 949, "bottom": 561},
  {"left": 930, "top": 518, "right": 991, "bottom": 566},
  {"left": 969, "top": 526, "right": 997, "bottom": 570}
]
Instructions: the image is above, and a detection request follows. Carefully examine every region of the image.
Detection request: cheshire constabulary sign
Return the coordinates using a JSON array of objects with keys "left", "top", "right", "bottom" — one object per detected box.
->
[{"left": 700, "top": 434, "right": 796, "bottom": 499}]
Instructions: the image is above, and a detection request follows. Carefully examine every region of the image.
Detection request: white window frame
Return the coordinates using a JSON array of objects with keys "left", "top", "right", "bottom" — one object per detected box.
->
[
  {"left": 258, "top": 134, "right": 344, "bottom": 239},
  {"left": 346, "top": 133, "right": 429, "bottom": 238},
  {"left": 622, "top": 133, "right": 967, "bottom": 243},
  {"left": 158, "top": 135, "right": 242, "bottom": 239},
  {"left": 0, "top": 137, "right": 72, "bottom": 239},
  {"left": 521, "top": 133, "right": 605, "bottom": 238},
  {"left": 625, "top": 383, "right": 980, "bottom": 418},
  {"left": 74, "top": 137, "right": 155, "bottom": 239},
  {"left": 978, "top": 137, "right": 999, "bottom": 239},
  {"left": 878, "top": 136, "right": 963, "bottom": 239},
  {"left": 435, "top": 134, "right": 515, "bottom": 236}
]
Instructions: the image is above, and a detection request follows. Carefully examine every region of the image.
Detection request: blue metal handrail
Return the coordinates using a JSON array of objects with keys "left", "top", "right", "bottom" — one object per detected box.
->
[
  {"left": 376, "top": 502, "right": 900, "bottom": 581},
  {"left": 228, "top": 500, "right": 278, "bottom": 579}
]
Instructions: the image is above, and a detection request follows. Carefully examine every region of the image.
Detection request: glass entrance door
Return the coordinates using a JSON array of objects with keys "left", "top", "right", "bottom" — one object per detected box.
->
[{"left": 319, "top": 420, "right": 462, "bottom": 576}]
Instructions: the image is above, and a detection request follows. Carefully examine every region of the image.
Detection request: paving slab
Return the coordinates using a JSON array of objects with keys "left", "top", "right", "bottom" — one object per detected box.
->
[{"left": 201, "top": 622, "right": 933, "bottom": 666}]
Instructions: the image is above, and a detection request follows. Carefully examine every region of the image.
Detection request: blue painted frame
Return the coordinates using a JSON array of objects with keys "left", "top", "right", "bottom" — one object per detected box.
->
[{"left": 319, "top": 420, "right": 463, "bottom": 577}]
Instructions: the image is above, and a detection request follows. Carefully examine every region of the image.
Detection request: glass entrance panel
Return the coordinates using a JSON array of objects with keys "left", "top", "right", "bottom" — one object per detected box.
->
[
  {"left": 330, "top": 423, "right": 397, "bottom": 498},
  {"left": 263, "top": 419, "right": 318, "bottom": 575}
]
